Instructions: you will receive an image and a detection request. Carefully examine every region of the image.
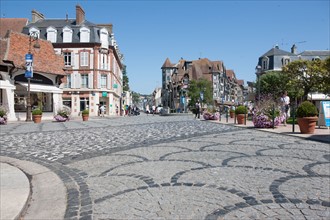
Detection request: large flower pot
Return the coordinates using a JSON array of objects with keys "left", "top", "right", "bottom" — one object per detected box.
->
[
  {"left": 236, "top": 114, "right": 245, "bottom": 124},
  {"left": 33, "top": 115, "right": 42, "bottom": 123},
  {"left": 230, "top": 112, "right": 235, "bottom": 118},
  {"left": 297, "top": 117, "right": 318, "bottom": 134},
  {"left": 82, "top": 114, "right": 89, "bottom": 121}
]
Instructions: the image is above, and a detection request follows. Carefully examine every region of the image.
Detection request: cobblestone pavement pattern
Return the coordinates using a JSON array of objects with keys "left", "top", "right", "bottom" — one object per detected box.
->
[{"left": 1, "top": 115, "right": 329, "bottom": 219}]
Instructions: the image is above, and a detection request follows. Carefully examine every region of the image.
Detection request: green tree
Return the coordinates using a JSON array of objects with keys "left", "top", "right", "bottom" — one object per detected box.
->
[
  {"left": 131, "top": 91, "right": 140, "bottom": 105},
  {"left": 257, "top": 71, "right": 288, "bottom": 99},
  {"left": 282, "top": 59, "right": 329, "bottom": 100},
  {"left": 187, "top": 78, "right": 213, "bottom": 108},
  {"left": 319, "top": 57, "right": 330, "bottom": 95},
  {"left": 122, "top": 65, "right": 130, "bottom": 92}
]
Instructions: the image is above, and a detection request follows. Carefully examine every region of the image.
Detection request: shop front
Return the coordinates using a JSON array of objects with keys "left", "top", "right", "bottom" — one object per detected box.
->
[{"left": 14, "top": 73, "right": 62, "bottom": 121}]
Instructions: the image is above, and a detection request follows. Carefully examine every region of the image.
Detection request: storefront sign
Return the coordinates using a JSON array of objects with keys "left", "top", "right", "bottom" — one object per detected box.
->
[
  {"left": 25, "top": 53, "right": 33, "bottom": 78},
  {"left": 113, "top": 84, "right": 118, "bottom": 88},
  {"left": 318, "top": 101, "right": 330, "bottom": 127},
  {"left": 15, "top": 73, "right": 53, "bottom": 85},
  {"left": 102, "top": 91, "right": 107, "bottom": 97}
]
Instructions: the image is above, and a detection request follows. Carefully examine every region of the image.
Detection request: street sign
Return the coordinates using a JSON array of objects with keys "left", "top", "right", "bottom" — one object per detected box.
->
[
  {"left": 25, "top": 53, "right": 33, "bottom": 78},
  {"left": 200, "top": 92, "right": 204, "bottom": 100}
]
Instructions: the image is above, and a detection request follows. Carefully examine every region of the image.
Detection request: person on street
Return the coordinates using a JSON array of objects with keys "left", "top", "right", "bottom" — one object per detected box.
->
[
  {"left": 280, "top": 91, "right": 290, "bottom": 126},
  {"left": 100, "top": 105, "right": 105, "bottom": 117},
  {"left": 195, "top": 100, "right": 201, "bottom": 119}
]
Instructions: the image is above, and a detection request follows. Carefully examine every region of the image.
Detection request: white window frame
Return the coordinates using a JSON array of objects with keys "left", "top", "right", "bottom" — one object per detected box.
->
[
  {"left": 46, "top": 26, "right": 57, "bottom": 43},
  {"left": 100, "top": 28, "right": 109, "bottom": 49},
  {"left": 80, "top": 26, "right": 90, "bottom": 43},
  {"left": 80, "top": 52, "right": 89, "bottom": 67},
  {"left": 29, "top": 27, "right": 40, "bottom": 38},
  {"left": 100, "top": 74, "right": 107, "bottom": 88},
  {"left": 81, "top": 74, "right": 89, "bottom": 88},
  {"left": 63, "top": 26, "right": 73, "bottom": 43},
  {"left": 63, "top": 52, "right": 72, "bottom": 66},
  {"left": 262, "top": 57, "right": 269, "bottom": 70}
]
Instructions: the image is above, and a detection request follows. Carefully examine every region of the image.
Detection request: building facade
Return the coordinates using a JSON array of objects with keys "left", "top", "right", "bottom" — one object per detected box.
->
[
  {"left": 256, "top": 44, "right": 330, "bottom": 106},
  {"left": 0, "top": 31, "right": 65, "bottom": 121},
  {"left": 22, "top": 5, "right": 124, "bottom": 117},
  {"left": 161, "top": 57, "right": 244, "bottom": 111}
]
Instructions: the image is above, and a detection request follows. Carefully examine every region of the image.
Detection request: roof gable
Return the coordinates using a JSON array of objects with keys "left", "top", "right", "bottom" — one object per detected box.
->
[
  {"left": 0, "top": 18, "right": 29, "bottom": 38},
  {"left": 4, "top": 31, "right": 65, "bottom": 75}
]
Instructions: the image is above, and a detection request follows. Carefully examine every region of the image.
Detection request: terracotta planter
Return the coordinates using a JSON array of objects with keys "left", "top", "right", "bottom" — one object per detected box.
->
[
  {"left": 82, "top": 114, "right": 89, "bottom": 121},
  {"left": 32, "top": 115, "right": 42, "bottom": 123},
  {"left": 297, "top": 117, "right": 318, "bottom": 134},
  {"left": 230, "top": 112, "right": 235, "bottom": 118},
  {"left": 236, "top": 114, "right": 245, "bottom": 124}
]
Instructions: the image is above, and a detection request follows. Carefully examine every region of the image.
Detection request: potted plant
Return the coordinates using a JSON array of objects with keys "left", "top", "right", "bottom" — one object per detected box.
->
[
  {"left": 296, "top": 101, "right": 318, "bottom": 134},
  {"left": 229, "top": 109, "right": 235, "bottom": 118},
  {"left": 235, "top": 106, "right": 247, "bottom": 124},
  {"left": 54, "top": 106, "right": 71, "bottom": 122},
  {"left": 82, "top": 109, "right": 89, "bottom": 121},
  {"left": 32, "top": 108, "right": 42, "bottom": 123},
  {"left": 0, "top": 105, "right": 8, "bottom": 125}
]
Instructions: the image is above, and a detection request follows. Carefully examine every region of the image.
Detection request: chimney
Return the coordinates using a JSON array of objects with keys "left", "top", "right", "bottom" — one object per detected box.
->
[
  {"left": 31, "top": 9, "right": 45, "bottom": 23},
  {"left": 76, "top": 4, "right": 85, "bottom": 25},
  {"left": 291, "top": 44, "right": 297, "bottom": 54}
]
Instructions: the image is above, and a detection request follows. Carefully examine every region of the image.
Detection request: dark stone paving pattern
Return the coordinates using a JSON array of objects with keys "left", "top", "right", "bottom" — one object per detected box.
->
[{"left": 1, "top": 115, "right": 329, "bottom": 219}]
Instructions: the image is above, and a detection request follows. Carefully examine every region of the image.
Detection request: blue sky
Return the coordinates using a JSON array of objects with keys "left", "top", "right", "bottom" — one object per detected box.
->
[{"left": 1, "top": 0, "right": 329, "bottom": 95}]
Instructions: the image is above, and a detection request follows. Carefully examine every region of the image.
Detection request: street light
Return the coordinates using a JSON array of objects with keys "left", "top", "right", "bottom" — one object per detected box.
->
[
  {"left": 25, "top": 31, "right": 40, "bottom": 121},
  {"left": 255, "top": 65, "right": 261, "bottom": 106}
]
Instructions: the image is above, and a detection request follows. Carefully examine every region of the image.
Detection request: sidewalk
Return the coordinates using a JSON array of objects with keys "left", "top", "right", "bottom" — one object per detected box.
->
[
  {"left": 214, "top": 116, "right": 330, "bottom": 144},
  {"left": 0, "top": 157, "right": 66, "bottom": 220}
]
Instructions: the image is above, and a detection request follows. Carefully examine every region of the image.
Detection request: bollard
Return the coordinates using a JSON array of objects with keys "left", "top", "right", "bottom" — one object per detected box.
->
[
  {"left": 272, "top": 104, "right": 275, "bottom": 129},
  {"left": 292, "top": 105, "right": 295, "bottom": 133},
  {"left": 226, "top": 108, "right": 228, "bottom": 123},
  {"left": 244, "top": 111, "right": 247, "bottom": 125}
]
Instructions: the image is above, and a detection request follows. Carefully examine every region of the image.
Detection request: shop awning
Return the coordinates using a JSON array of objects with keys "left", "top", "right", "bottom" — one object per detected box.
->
[{"left": 17, "top": 82, "right": 63, "bottom": 94}]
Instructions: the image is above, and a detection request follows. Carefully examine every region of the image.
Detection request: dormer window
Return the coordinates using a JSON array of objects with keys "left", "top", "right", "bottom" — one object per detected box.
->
[
  {"left": 63, "top": 26, "right": 73, "bottom": 43},
  {"left": 80, "top": 27, "right": 90, "bottom": 43},
  {"left": 100, "top": 28, "right": 109, "bottom": 49},
  {"left": 282, "top": 56, "right": 290, "bottom": 66},
  {"left": 46, "top": 26, "right": 57, "bottom": 43},
  {"left": 312, "top": 56, "right": 321, "bottom": 61},
  {"left": 29, "top": 27, "right": 40, "bottom": 38},
  {"left": 261, "top": 57, "right": 269, "bottom": 70}
]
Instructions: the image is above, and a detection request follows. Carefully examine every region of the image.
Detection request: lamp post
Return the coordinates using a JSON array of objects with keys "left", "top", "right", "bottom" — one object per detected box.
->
[
  {"left": 25, "top": 31, "right": 40, "bottom": 121},
  {"left": 255, "top": 65, "right": 261, "bottom": 106}
]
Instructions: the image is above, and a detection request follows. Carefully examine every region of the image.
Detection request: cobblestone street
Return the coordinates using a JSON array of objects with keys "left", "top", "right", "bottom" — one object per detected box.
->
[{"left": 1, "top": 114, "right": 329, "bottom": 219}]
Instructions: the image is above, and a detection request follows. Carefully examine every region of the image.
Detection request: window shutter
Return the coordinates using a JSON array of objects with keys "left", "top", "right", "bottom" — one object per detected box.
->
[
  {"left": 97, "top": 72, "right": 101, "bottom": 89},
  {"left": 71, "top": 52, "right": 75, "bottom": 67},
  {"left": 88, "top": 73, "right": 93, "bottom": 89},
  {"left": 107, "top": 74, "right": 111, "bottom": 89},
  {"left": 71, "top": 73, "right": 76, "bottom": 89},
  {"left": 76, "top": 73, "right": 81, "bottom": 88}
]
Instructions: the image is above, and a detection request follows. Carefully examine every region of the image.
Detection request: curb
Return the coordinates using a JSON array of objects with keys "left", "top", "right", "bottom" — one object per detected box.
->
[{"left": 0, "top": 156, "right": 67, "bottom": 220}]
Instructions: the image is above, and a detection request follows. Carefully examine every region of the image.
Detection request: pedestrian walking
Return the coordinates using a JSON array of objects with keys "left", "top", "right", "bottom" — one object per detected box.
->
[
  {"left": 152, "top": 105, "right": 156, "bottom": 116},
  {"left": 100, "top": 105, "right": 105, "bottom": 117},
  {"left": 280, "top": 91, "right": 290, "bottom": 126},
  {"left": 195, "top": 100, "right": 201, "bottom": 119}
]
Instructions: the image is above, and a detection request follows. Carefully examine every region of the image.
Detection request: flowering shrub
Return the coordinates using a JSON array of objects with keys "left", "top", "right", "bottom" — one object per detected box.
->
[
  {"left": 54, "top": 106, "right": 71, "bottom": 122},
  {"left": 203, "top": 112, "right": 220, "bottom": 120},
  {"left": 0, "top": 105, "right": 8, "bottom": 125},
  {"left": 252, "top": 94, "right": 285, "bottom": 128}
]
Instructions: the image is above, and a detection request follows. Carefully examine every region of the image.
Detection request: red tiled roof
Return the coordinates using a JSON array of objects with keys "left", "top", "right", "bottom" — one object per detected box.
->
[
  {"left": 0, "top": 18, "right": 28, "bottom": 38},
  {"left": 226, "top": 70, "right": 235, "bottom": 79},
  {"left": 0, "top": 39, "right": 8, "bottom": 65},
  {"left": 161, "top": 58, "right": 173, "bottom": 68},
  {"left": 237, "top": 79, "right": 244, "bottom": 86},
  {"left": 3, "top": 31, "right": 65, "bottom": 75}
]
